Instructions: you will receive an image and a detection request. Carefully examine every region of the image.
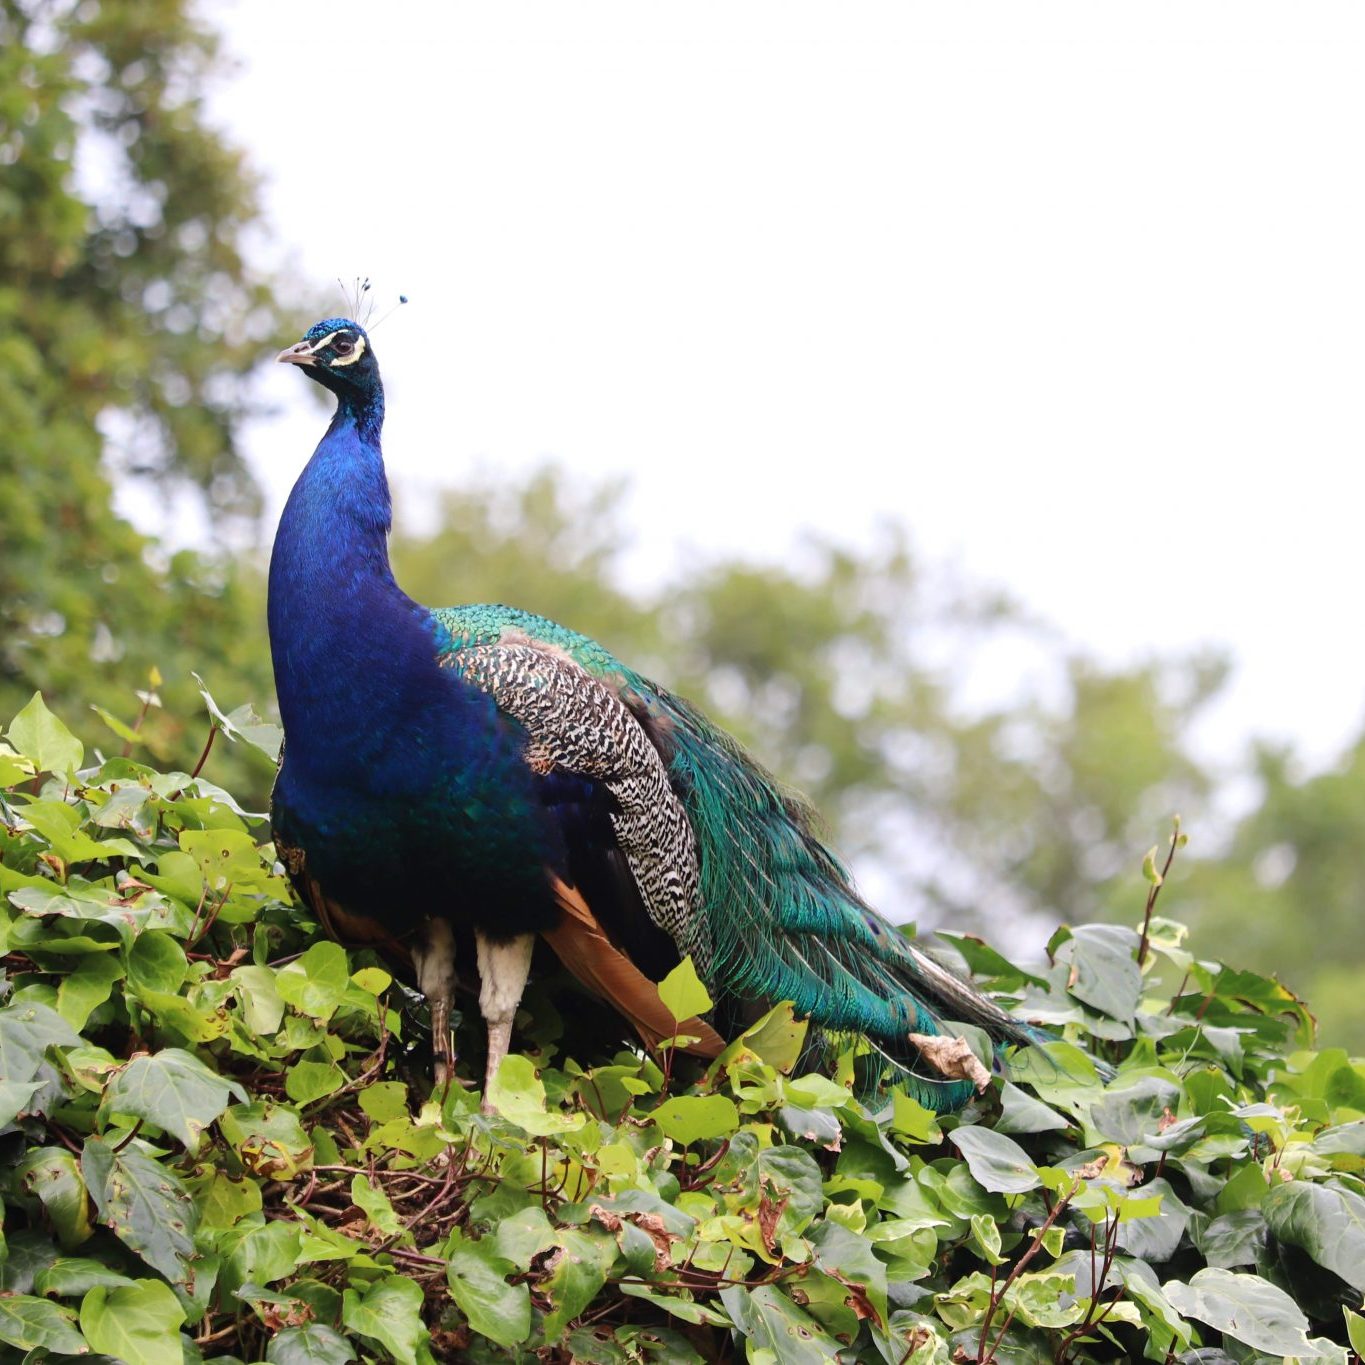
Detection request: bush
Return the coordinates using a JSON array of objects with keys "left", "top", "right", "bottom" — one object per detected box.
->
[{"left": 1, "top": 695, "right": 1362, "bottom": 1363}]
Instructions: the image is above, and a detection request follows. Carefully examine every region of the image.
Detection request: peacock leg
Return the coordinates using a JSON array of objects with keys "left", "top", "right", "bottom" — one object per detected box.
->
[
  {"left": 474, "top": 930, "right": 536, "bottom": 1113},
  {"left": 412, "top": 917, "right": 458, "bottom": 1088}
]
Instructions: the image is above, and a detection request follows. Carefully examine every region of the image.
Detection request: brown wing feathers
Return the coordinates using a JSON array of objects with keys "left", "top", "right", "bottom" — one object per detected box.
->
[{"left": 544, "top": 875, "right": 724, "bottom": 1058}]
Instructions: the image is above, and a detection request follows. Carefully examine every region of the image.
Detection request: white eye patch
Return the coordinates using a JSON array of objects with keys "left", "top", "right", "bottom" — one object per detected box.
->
[{"left": 329, "top": 334, "right": 367, "bottom": 367}]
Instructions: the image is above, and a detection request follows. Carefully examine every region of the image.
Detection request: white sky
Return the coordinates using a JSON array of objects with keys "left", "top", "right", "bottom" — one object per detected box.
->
[{"left": 214, "top": 1, "right": 1365, "bottom": 776}]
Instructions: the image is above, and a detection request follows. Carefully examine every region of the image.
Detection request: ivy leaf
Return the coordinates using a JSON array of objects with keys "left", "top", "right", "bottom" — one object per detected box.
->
[
  {"left": 1163, "top": 1267, "right": 1330, "bottom": 1358},
  {"left": 341, "top": 1274, "right": 428, "bottom": 1365},
  {"left": 191, "top": 674, "right": 284, "bottom": 762},
  {"left": 0, "top": 1294, "right": 87, "bottom": 1355},
  {"left": 0, "top": 740, "right": 36, "bottom": 786},
  {"left": 79, "top": 1279, "right": 186, "bottom": 1365},
  {"left": 15, "top": 1147, "right": 92, "bottom": 1249},
  {"left": 949, "top": 1124, "right": 1041, "bottom": 1194},
  {"left": 808, "top": 1219, "right": 888, "bottom": 1324},
  {"left": 651, "top": 1093, "right": 739, "bottom": 1146},
  {"left": 351, "top": 1174, "right": 403, "bottom": 1238},
  {"left": 657, "top": 955, "right": 713, "bottom": 1024},
  {"left": 1264, "top": 1179, "right": 1365, "bottom": 1291},
  {"left": 0, "top": 1079, "right": 41, "bottom": 1128},
  {"left": 719, "top": 1283, "right": 835, "bottom": 1364},
  {"left": 8, "top": 691, "right": 83, "bottom": 774},
  {"left": 57, "top": 952, "right": 125, "bottom": 1030},
  {"left": 358, "top": 1080, "right": 409, "bottom": 1123},
  {"left": 274, "top": 940, "right": 352, "bottom": 1021},
  {"left": 81, "top": 1136, "right": 198, "bottom": 1284},
  {"left": 488, "top": 1053, "right": 585, "bottom": 1135},
  {"left": 492, "top": 1204, "right": 558, "bottom": 1271},
  {"left": 1089, "top": 1075, "right": 1182, "bottom": 1146},
  {"left": 997, "top": 1081, "right": 1070, "bottom": 1135},
  {"left": 619, "top": 1282, "right": 733, "bottom": 1326},
  {"left": 219, "top": 1101, "right": 314, "bottom": 1179},
  {"left": 737, "top": 1001, "right": 808, "bottom": 1071},
  {"left": 125, "top": 931, "right": 189, "bottom": 995},
  {"left": 445, "top": 1226, "right": 531, "bottom": 1347},
  {"left": 286, "top": 1058, "right": 347, "bottom": 1105},
  {"left": 1054, "top": 924, "right": 1142, "bottom": 1023},
  {"left": 1195, "top": 1209, "right": 1266, "bottom": 1269},
  {"left": 0, "top": 998, "right": 80, "bottom": 1084},
  {"left": 34, "top": 1256, "right": 138, "bottom": 1297},
  {"left": 1346, "top": 1309, "right": 1365, "bottom": 1358},
  {"left": 539, "top": 1229, "right": 618, "bottom": 1342},
  {"left": 102, "top": 1047, "right": 246, "bottom": 1151},
  {"left": 267, "top": 1325, "right": 359, "bottom": 1365}
]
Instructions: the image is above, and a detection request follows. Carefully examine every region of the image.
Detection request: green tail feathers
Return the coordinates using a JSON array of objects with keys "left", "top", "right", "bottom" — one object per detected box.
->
[
  {"left": 649, "top": 687, "right": 1034, "bottom": 1113},
  {"left": 432, "top": 603, "right": 1040, "bottom": 1114}
]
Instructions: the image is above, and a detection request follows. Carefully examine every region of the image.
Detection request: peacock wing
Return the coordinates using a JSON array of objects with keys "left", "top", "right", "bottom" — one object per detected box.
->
[{"left": 434, "top": 629, "right": 715, "bottom": 981}]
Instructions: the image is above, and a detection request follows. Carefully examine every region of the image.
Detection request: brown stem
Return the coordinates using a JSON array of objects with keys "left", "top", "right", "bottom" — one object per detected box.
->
[
  {"left": 978, "top": 1181, "right": 1077, "bottom": 1363},
  {"left": 1137, "top": 819, "right": 1183, "bottom": 968},
  {"left": 190, "top": 723, "right": 218, "bottom": 780},
  {"left": 122, "top": 692, "right": 154, "bottom": 758},
  {"left": 111, "top": 1118, "right": 144, "bottom": 1153}
]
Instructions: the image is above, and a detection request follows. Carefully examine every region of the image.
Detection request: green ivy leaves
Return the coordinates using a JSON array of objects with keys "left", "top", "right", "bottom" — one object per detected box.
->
[{"left": 2, "top": 701, "right": 1364, "bottom": 1362}]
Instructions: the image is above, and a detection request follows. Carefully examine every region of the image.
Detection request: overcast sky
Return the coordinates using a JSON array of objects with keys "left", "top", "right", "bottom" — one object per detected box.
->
[{"left": 212, "top": 1, "right": 1365, "bottom": 776}]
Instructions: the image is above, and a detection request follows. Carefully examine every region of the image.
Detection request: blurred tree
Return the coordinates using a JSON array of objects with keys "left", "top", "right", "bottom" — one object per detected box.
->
[
  {"left": 1181, "top": 739, "right": 1365, "bottom": 1048},
  {"left": 0, "top": 0, "right": 292, "bottom": 780}
]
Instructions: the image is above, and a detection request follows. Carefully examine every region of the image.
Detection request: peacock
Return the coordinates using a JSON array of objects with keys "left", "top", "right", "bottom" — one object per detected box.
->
[{"left": 267, "top": 315, "right": 1039, "bottom": 1113}]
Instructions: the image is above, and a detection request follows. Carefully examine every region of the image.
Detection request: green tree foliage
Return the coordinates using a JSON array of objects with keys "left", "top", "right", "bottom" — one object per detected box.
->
[
  {"left": 2, "top": 701, "right": 1362, "bottom": 1362},
  {"left": 0, "top": 0, "right": 291, "bottom": 776},
  {"left": 1184, "top": 739, "right": 1365, "bottom": 1048}
]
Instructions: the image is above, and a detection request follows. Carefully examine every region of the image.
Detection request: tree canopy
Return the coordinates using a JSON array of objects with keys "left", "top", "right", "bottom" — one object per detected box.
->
[{"left": 0, "top": 0, "right": 291, "bottom": 781}]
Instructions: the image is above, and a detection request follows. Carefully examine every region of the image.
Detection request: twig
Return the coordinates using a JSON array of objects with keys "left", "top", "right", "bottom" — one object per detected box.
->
[
  {"left": 121, "top": 691, "right": 155, "bottom": 758},
  {"left": 190, "top": 722, "right": 218, "bottom": 780},
  {"left": 977, "top": 1180, "right": 1078, "bottom": 1364},
  {"left": 1054, "top": 1211, "right": 1122, "bottom": 1363},
  {"left": 1137, "top": 817, "right": 1183, "bottom": 968},
  {"left": 111, "top": 1119, "right": 144, "bottom": 1153}
]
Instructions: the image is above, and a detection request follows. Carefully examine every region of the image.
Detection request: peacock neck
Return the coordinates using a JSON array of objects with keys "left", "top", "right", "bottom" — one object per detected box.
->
[
  {"left": 268, "top": 387, "right": 427, "bottom": 748},
  {"left": 271, "top": 392, "right": 396, "bottom": 591}
]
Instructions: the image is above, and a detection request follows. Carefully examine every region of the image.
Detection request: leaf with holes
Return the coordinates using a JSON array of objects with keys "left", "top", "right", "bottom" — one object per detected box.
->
[{"left": 81, "top": 1136, "right": 198, "bottom": 1284}]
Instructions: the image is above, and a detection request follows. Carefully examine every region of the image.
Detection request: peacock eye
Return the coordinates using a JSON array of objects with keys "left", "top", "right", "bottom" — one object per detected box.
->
[{"left": 334, "top": 340, "right": 354, "bottom": 356}]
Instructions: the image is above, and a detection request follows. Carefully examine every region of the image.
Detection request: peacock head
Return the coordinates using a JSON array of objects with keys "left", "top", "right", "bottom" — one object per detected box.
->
[{"left": 277, "top": 318, "right": 381, "bottom": 403}]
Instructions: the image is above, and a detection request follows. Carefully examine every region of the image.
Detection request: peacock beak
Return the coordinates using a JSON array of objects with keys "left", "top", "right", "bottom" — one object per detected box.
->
[{"left": 277, "top": 340, "right": 320, "bottom": 367}]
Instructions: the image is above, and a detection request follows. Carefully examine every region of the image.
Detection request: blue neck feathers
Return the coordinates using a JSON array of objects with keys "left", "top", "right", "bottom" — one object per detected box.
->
[{"left": 268, "top": 386, "right": 428, "bottom": 761}]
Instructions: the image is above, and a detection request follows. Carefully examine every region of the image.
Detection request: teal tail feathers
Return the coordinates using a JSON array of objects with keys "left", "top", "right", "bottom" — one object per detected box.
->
[{"left": 647, "top": 687, "right": 1037, "bottom": 1113}]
